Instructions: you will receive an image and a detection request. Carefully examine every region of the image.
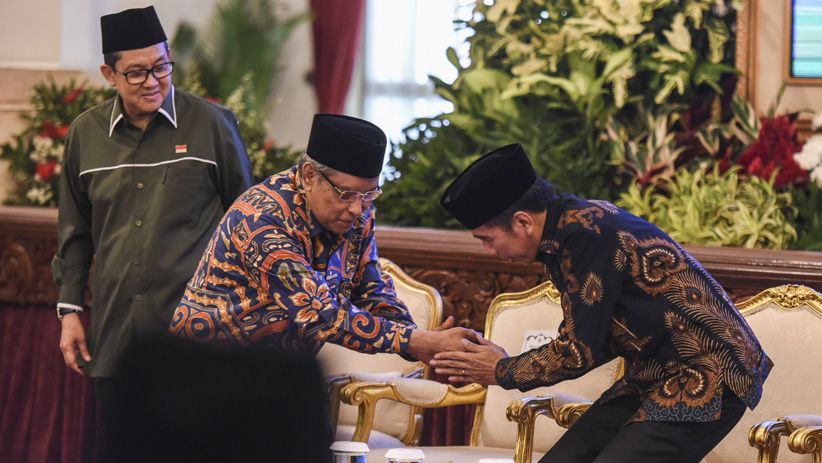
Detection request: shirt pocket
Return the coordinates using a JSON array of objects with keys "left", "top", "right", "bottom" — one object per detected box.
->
[
  {"left": 158, "top": 164, "right": 218, "bottom": 225},
  {"left": 163, "top": 164, "right": 216, "bottom": 194}
]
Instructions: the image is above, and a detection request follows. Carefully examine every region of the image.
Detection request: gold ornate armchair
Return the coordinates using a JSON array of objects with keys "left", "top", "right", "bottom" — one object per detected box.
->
[
  {"left": 317, "top": 258, "right": 443, "bottom": 448},
  {"left": 342, "top": 281, "right": 621, "bottom": 463},
  {"left": 719, "top": 284, "right": 822, "bottom": 463}
]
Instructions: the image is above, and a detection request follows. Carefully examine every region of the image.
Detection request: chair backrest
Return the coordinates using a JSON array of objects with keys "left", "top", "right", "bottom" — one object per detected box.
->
[
  {"left": 474, "top": 281, "right": 622, "bottom": 451},
  {"left": 704, "top": 284, "right": 822, "bottom": 463},
  {"left": 317, "top": 257, "right": 443, "bottom": 443}
]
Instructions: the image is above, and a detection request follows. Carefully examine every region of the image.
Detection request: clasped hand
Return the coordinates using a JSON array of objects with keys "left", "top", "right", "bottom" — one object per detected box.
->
[{"left": 407, "top": 316, "right": 509, "bottom": 386}]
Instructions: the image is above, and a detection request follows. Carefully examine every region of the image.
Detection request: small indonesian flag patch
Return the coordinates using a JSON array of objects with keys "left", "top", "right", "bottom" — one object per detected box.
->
[{"left": 175, "top": 144, "right": 187, "bottom": 154}]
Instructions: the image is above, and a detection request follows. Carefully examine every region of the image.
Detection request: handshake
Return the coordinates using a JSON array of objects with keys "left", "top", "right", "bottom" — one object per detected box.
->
[{"left": 406, "top": 316, "right": 508, "bottom": 386}]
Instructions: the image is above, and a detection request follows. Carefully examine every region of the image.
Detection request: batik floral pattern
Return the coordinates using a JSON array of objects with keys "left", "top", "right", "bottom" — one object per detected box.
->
[
  {"left": 170, "top": 167, "right": 416, "bottom": 354},
  {"left": 495, "top": 195, "right": 772, "bottom": 422}
]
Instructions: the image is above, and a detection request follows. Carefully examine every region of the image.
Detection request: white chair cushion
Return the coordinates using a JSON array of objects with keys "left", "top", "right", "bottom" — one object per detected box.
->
[
  {"left": 336, "top": 425, "right": 404, "bottom": 449},
  {"left": 351, "top": 371, "right": 403, "bottom": 383},
  {"left": 704, "top": 301, "right": 822, "bottom": 463},
  {"left": 393, "top": 377, "right": 449, "bottom": 405},
  {"left": 367, "top": 446, "right": 541, "bottom": 463}
]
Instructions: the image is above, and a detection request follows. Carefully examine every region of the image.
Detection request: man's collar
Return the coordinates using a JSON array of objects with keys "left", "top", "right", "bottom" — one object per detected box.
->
[
  {"left": 108, "top": 85, "right": 177, "bottom": 137},
  {"left": 157, "top": 85, "right": 177, "bottom": 127},
  {"left": 536, "top": 195, "right": 562, "bottom": 258}
]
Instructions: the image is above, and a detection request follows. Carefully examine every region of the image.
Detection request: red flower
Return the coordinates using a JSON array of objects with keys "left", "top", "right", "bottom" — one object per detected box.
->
[
  {"left": 41, "top": 121, "right": 69, "bottom": 139},
  {"left": 63, "top": 88, "right": 83, "bottom": 104},
  {"left": 36, "top": 160, "right": 58, "bottom": 182},
  {"left": 718, "top": 148, "right": 733, "bottom": 174},
  {"left": 206, "top": 96, "right": 221, "bottom": 104},
  {"left": 263, "top": 138, "right": 275, "bottom": 152},
  {"left": 736, "top": 114, "right": 807, "bottom": 189}
]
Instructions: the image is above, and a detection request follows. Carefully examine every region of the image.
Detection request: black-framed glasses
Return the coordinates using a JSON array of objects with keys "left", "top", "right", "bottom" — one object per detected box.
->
[
  {"left": 319, "top": 171, "right": 382, "bottom": 202},
  {"left": 118, "top": 61, "right": 174, "bottom": 85}
]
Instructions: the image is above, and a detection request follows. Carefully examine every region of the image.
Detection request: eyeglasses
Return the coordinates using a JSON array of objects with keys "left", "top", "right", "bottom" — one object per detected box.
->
[
  {"left": 117, "top": 61, "right": 174, "bottom": 85},
  {"left": 319, "top": 171, "right": 382, "bottom": 202}
]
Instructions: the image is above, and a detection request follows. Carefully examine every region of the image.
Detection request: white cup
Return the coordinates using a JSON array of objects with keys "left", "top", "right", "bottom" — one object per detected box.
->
[
  {"left": 385, "top": 447, "right": 425, "bottom": 462},
  {"left": 330, "top": 441, "right": 370, "bottom": 463}
]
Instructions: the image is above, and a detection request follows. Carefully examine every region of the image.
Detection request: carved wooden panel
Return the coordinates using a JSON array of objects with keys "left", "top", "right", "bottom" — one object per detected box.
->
[
  {"left": 0, "top": 235, "right": 58, "bottom": 305},
  {"left": 401, "top": 266, "right": 544, "bottom": 331},
  {"left": 1, "top": 207, "right": 821, "bottom": 328}
]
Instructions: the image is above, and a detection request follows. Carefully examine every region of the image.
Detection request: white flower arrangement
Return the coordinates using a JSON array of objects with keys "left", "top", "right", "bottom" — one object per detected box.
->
[
  {"left": 29, "top": 136, "right": 64, "bottom": 163},
  {"left": 25, "top": 184, "right": 54, "bottom": 205},
  {"left": 794, "top": 130, "right": 822, "bottom": 188}
]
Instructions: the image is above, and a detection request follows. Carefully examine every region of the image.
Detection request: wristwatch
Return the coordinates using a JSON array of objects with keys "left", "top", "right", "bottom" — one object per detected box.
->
[{"left": 57, "top": 306, "right": 82, "bottom": 320}]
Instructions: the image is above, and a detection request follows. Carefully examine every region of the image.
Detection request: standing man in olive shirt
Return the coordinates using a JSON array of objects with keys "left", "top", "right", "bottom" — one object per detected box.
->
[{"left": 53, "top": 6, "right": 252, "bottom": 458}]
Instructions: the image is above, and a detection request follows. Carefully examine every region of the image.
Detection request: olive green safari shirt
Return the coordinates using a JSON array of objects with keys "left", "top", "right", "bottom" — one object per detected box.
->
[{"left": 53, "top": 87, "right": 252, "bottom": 377}]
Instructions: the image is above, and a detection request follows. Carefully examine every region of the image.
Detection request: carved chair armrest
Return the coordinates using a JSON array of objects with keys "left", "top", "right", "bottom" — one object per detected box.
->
[
  {"left": 554, "top": 401, "right": 593, "bottom": 428},
  {"left": 506, "top": 393, "right": 592, "bottom": 463},
  {"left": 749, "top": 418, "right": 791, "bottom": 463},
  {"left": 325, "top": 374, "right": 353, "bottom": 437},
  {"left": 748, "top": 415, "right": 822, "bottom": 463},
  {"left": 325, "top": 371, "right": 404, "bottom": 439},
  {"left": 341, "top": 378, "right": 487, "bottom": 442},
  {"left": 788, "top": 425, "right": 822, "bottom": 460}
]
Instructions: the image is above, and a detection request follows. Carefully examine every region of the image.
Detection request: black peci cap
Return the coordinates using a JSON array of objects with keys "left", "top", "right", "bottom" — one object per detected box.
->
[
  {"left": 306, "top": 114, "right": 387, "bottom": 178},
  {"left": 440, "top": 143, "right": 537, "bottom": 229},
  {"left": 101, "top": 6, "right": 168, "bottom": 54}
]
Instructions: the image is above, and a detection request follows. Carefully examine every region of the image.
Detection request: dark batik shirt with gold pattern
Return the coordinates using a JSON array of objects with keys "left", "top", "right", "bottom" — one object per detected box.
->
[
  {"left": 495, "top": 194, "right": 773, "bottom": 423},
  {"left": 169, "top": 166, "right": 416, "bottom": 354}
]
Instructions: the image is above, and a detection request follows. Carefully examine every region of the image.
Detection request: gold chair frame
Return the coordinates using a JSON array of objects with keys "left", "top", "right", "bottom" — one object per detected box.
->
[
  {"left": 742, "top": 285, "right": 822, "bottom": 463},
  {"left": 327, "top": 257, "right": 443, "bottom": 446},
  {"left": 343, "top": 280, "right": 596, "bottom": 463}
]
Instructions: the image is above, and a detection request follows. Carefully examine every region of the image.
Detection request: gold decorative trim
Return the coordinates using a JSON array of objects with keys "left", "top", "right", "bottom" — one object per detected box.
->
[
  {"left": 325, "top": 374, "right": 352, "bottom": 441},
  {"left": 737, "top": 284, "right": 822, "bottom": 315},
  {"left": 506, "top": 395, "right": 560, "bottom": 463},
  {"left": 484, "top": 280, "right": 561, "bottom": 340},
  {"left": 378, "top": 257, "right": 444, "bottom": 444},
  {"left": 735, "top": 0, "right": 758, "bottom": 103},
  {"left": 748, "top": 418, "right": 790, "bottom": 463},
  {"left": 341, "top": 380, "right": 486, "bottom": 443},
  {"left": 788, "top": 425, "right": 822, "bottom": 458},
  {"left": 742, "top": 285, "right": 822, "bottom": 462},
  {"left": 469, "top": 402, "right": 485, "bottom": 447},
  {"left": 470, "top": 280, "right": 561, "bottom": 447},
  {"left": 380, "top": 257, "right": 444, "bottom": 331},
  {"left": 783, "top": 0, "right": 822, "bottom": 86},
  {"left": 554, "top": 402, "right": 592, "bottom": 429}
]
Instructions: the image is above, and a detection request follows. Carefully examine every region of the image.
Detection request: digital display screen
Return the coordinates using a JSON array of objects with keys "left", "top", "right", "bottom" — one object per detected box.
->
[{"left": 791, "top": 0, "right": 822, "bottom": 78}]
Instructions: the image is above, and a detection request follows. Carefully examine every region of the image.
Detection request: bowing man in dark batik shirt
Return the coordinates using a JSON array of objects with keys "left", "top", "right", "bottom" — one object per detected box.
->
[{"left": 430, "top": 144, "right": 772, "bottom": 463}]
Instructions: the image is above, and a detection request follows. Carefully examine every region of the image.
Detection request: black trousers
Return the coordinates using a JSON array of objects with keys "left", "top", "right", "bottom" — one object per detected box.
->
[
  {"left": 93, "top": 338, "right": 332, "bottom": 463},
  {"left": 94, "top": 375, "right": 147, "bottom": 463},
  {"left": 540, "top": 388, "right": 746, "bottom": 463}
]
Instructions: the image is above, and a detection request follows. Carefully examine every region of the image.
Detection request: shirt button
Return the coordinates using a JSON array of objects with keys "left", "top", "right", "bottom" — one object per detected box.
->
[
  {"left": 135, "top": 220, "right": 143, "bottom": 227},
  {"left": 136, "top": 182, "right": 144, "bottom": 190},
  {"left": 133, "top": 257, "right": 141, "bottom": 265},
  {"left": 135, "top": 294, "right": 143, "bottom": 302}
]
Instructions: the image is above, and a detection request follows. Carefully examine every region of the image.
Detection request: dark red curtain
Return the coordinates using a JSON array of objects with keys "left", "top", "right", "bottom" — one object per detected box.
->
[
  {"left": 0, "top": 303, "right": 96, "bottom": 463},
  {"left": 310, "top": 0, "right": 366, "bottom": 114},
  {"left": 0, "top": 308, "right": 471, "bottom": 461},
  {"left": 420, "top": 372, "right": 475, "bottom": 445}
]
